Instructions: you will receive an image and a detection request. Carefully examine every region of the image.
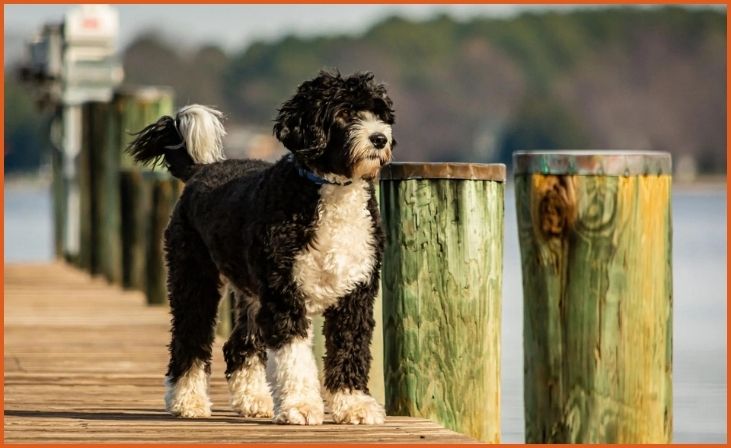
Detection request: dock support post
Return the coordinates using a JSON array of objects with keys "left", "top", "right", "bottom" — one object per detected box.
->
[
  {"left": 514, "top": 150, "right": 673, "bottom": 443},
  {"left": 145, "top": 175, "right": 182, "bottom": 305},
  {"left": 114, "top": 88, "right": 174, "bottom": 291},
  {"left": 79, "top": 101, "right": 121, "bottom": 281},
  {"left": 380, "top": 162, "right": 505, "bottom": 443}
]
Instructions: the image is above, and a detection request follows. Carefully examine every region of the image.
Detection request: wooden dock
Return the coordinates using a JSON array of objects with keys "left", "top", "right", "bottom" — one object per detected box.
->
[{"left": 4, "top": 263, "right": 476, "bottom": 443}]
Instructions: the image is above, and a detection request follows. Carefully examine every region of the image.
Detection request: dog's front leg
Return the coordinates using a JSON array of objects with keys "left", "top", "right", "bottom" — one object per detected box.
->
[
  {"left": 259, "top": 301, "right": 324, "bottom": 425},
  {"left": 322, "top": 283, "right": 385, "bottom": 424}
]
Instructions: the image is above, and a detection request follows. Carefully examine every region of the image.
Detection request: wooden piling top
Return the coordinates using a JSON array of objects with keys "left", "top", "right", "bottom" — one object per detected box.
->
[
  {"left": 380, "top": 162, "right": 506, "bottom": 181},
  {"left": 513, "top": 150, "right": 672, "bottom": 176}
]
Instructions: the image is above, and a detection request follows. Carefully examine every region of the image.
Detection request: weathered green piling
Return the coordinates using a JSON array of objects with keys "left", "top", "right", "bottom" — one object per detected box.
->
[
  {"left": 79, "top": 101, "right": 121, "bottom": 281},
  {"left": 113, "top": 87, "right": 175, "bottom": 171},
  {"left": 114, "top": 87, "right": 174, "bottom": 291},
  {"left": 120, "top": 170, "right": 152, "bottom": 290},
  {"left": 145, "top": 175, "right": 182, "bottom": 305},
  {"left": 380, "top": 162, "right": 505, "bottom": 443},
  {"left": 77, "top": 107, "right": 94, "bottom": 272},
  {"left": 514, "top": 150, "right": 673, "bottom": 443}
]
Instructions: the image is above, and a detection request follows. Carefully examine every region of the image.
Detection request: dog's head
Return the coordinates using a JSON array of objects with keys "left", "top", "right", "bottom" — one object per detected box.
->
[{"left": 274, "top": 71, "right": 395, "bottom": 181}]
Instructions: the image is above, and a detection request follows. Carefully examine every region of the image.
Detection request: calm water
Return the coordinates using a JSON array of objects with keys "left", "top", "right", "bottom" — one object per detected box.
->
[{"left": 4, "top": 182, "right": 727, "bottom": 443}]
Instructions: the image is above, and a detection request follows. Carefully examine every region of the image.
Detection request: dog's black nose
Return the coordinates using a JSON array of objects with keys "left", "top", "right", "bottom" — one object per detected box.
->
[{"left": 369, "top": 133, "right": 388, "bottom": 149}]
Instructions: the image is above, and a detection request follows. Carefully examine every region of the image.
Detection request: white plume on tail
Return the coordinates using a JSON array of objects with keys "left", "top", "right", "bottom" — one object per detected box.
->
[{"left": 176, "top": 104, "right": 227, "bottom": 164}]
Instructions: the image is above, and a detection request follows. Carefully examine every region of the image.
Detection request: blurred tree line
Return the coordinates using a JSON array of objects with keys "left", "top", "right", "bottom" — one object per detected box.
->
[{"left": 7, "top": 6, "right": 726, "bottom": 174}]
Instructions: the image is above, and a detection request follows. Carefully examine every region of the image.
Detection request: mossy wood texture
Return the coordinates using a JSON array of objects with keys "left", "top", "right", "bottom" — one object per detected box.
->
[
  {"left": 381, "top": 178, "right": 503, "bottom": 443},
  {"left": 516, "top": 173, "right": 672, "bottom": 443},
  {"left": 77, "top": 110, "right": 94, "bottom": 272},
  {"left": 116, "top": 90, "right": 174, "bottom": 291},
  {"left": 113, "top": 88, "right": 174, "bottom": 170},
  {"left": 94, "top": 102, "right": 122, "bottom": 284},
  {"left": 79, "top": 102, "right": 122, "bottom": 282},
  {"left": 120, "top": 171, "right": 152, "bottom": 291},
  {"left": 145, "top": 176, "right": 183, "bottom": 305}
]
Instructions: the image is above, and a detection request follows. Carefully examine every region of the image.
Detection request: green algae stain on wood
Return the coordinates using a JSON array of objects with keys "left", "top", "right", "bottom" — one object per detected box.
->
[
  {"left": 381, "top": 178, "right": 503, "bottom": 443},
  {"left": 516, "top": 173, "right": 672, "bottom": 443},
  {"left": 116, "top": 90, "right": 174, "bottom": 291}
]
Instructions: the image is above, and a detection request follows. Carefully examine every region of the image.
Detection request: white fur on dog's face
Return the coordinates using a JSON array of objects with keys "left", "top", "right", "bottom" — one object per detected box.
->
[{"left": 347, "top": 111, "right": 394, "bottom": 180}]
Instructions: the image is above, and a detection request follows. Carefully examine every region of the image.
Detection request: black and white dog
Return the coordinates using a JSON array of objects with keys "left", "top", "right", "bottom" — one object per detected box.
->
[{"left": 128, "top": 71, "right": 394, "bottom": 425}]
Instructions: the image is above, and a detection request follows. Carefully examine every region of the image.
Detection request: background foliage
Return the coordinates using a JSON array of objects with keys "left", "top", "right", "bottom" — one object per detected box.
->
[{"left": 7, "top": 7, "right": 726, "bottom": 173}]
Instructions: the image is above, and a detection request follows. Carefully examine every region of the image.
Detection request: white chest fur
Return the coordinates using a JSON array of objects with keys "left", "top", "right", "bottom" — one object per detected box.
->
[{"left": 293, "top": 180, "right": 376, "bottom": 315}]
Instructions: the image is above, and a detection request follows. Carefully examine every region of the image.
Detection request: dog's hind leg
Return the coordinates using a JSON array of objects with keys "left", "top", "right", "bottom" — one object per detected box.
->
[
  {"left": 163, "top": 218, "right": 221, "bottom": 418},
  {"left": 223, "top": 290, "right": 274, "bottom": 418},
  {"left": 322, "top": 282, "right": 386, "bottom": 424}
]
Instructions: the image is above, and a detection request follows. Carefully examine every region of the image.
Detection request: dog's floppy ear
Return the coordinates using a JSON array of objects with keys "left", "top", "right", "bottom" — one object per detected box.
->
[
  {"left": 274, "top": 72, "right": 340, "bottom": 160},
  {"left": 273, "top": 108, "right": 304, "bottom": 152},
  {"left": 273, "top": 109, "right": 328, "bottom": 160}
]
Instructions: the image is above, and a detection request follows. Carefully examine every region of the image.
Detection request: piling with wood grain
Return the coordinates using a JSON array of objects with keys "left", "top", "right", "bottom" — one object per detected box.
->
[
  {"left": 145, "top": 175, "right": 183, "bottom": 305},
  {"left": 77, "top": 106, "right": 94, "bottom": 272},
  {"left": 114, "top": 87, "right": 174, "bottom": 291},
  {"left": 514, "top": 150, "right": 673, "bottom": 443},
  {"left": 380, "top": 162, "right": 505, "bottom": 443},
  {"left": 79, "top": 101, "right": 121, "bottom": 281}
]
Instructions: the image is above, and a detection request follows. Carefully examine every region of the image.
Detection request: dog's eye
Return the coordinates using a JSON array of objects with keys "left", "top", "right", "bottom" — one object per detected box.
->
[{"left": 335, "top": 110, "right": 351, "bottom": 122}]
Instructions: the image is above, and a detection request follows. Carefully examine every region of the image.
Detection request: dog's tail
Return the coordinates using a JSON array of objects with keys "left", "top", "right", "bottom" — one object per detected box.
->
[{"left": 126, "top": 104, "right": 226, "bottom": 181}]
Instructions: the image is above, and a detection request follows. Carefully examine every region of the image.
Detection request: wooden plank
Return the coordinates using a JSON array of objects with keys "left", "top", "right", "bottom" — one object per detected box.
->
[
  {"left": 4, "top": 263, "right": 475, "bottom": 443},
  {"left": 515, "top": 173, "right": 672, "bottom": 443},
  {"left": 380, "top": 176, "right": 503, "bottom": 443}
]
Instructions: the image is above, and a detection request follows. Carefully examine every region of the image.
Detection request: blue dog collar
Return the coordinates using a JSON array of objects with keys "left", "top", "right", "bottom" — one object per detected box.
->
[{"left": 292, "top": 156, "right": 352, "bottom": 186}]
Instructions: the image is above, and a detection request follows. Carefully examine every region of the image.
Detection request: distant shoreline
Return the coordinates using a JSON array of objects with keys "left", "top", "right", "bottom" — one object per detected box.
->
[
  {"left": 5, "top": 172, "right": 52, "bottom": 189},
  {"left": 672, "top": 175, "right": 726, "bottom": 191}
]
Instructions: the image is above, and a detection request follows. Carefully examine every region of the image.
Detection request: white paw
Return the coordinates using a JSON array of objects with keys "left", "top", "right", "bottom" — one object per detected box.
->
[
  {"left": 228, "top": 361, "right": 274, "bottom": 418},
  {"left": 274, "top": 400, "right": 325, "bottom": 425},
  {"left": 165, "top": 386, "right": 212, "bottom": 418},
  {"left": 330, "top": 390, "right": 385, "bottom": 425},
  {"left": 164, "top": 365, "right": 212, "bottom": 418},
  {"left": 232, "top": 393, "right": 274, "bottom": 418}
]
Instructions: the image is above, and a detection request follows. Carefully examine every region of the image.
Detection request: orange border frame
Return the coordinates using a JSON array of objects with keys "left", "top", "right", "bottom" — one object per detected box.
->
[{"left": 1, "top": 2, "right": 728, "bottom": 448}]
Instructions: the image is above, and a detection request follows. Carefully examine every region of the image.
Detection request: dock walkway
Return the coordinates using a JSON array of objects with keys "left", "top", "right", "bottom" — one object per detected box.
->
[{"left": 4, "top": 263, "right": 474, "bottom": 443}]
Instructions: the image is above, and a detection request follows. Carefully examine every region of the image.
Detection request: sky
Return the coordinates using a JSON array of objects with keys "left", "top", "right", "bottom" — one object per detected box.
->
[{"left": 5, "top": 4, "right": 724, "bottom": 64}]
